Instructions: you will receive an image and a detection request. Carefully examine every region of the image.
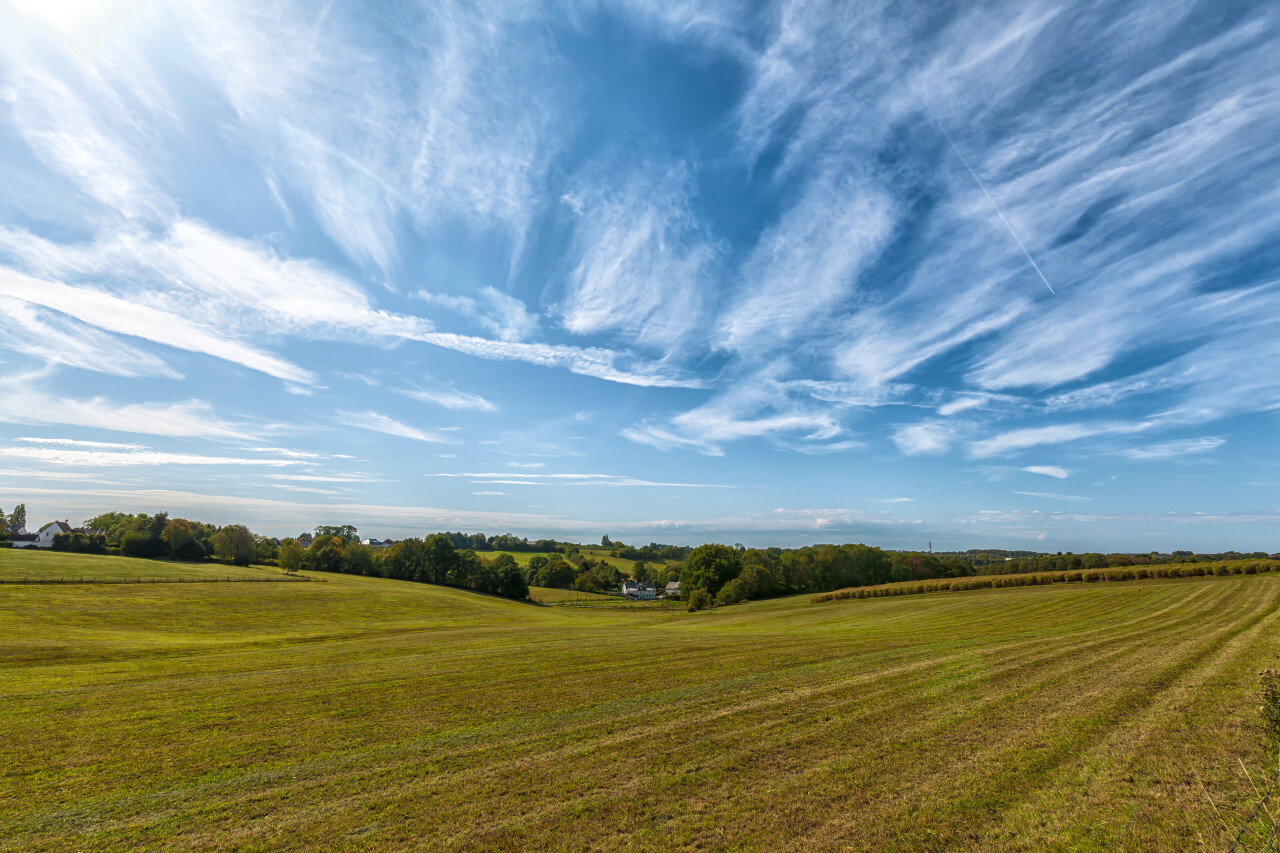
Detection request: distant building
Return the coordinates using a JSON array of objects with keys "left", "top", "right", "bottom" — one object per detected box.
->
[
  {"left": 362, "top": 538, "right": 389, "bottom": 548},
  {"left": 664, "top": 581, "right": 681, "bottom": 598},
  {"left": 621, "top": 580, "right": 657, "bottom": 600},
  {"left": 33, "top": 520, "right": 73, "bottom": 548}
]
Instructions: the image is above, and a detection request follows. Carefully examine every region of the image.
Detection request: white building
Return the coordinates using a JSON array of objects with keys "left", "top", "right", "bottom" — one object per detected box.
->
[
  {"left": 621, "top": 580, "right": 657, "bottom": 600},
  {"left": 33, "top": 520, "right": 73, "bottom": 548}
]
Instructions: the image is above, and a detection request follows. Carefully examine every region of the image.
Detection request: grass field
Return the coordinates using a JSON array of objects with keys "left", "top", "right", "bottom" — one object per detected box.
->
[
  {"left": 485, "top": 550, "right": 559, "bottom": 566},
  {"left": 2, "top": 559, "right": 1278, "bottom": 851},
  {"left": 525, "top": 585, "right": 613, "bottom": 603},
  {"left": 0, "top": 548, "right": 290, "bottom": 582}
]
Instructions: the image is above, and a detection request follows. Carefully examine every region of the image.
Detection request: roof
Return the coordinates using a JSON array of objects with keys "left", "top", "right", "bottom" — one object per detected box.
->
[{"left": 38, "top": 520, "right": 73, "bottom": 534}]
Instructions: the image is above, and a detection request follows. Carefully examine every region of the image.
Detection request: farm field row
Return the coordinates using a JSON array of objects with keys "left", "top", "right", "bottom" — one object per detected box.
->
[{"left": 1, "top": 563, "right": 1277, "bottom": 850}]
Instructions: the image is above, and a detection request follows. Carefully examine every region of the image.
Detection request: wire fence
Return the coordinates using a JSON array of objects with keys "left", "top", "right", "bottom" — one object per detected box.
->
[{"left": 1229, "top": 757, "right": 1280, "bottom": 853}]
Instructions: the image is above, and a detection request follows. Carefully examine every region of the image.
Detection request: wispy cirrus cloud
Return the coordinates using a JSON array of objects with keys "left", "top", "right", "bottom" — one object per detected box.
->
[
  {"left": 0, "top": 295, "right": 179, "bottom": 379},
  {"left": 335, "top": 411, "right": 453, "bottom": 444},
  {"left": 0, "top": 267, "right": 314, "bottom": 383},
  {"left": 1023, "top": 465, "right": 1069, "bottom": 479},
  {"left": 0, "top": 387, "right": 255, "bottom": 440},
  {"left": 397, "top": 384, "right": 497, "bottom": 413},
  {"left": 1013, "top": 490, "right": 1091, "bottom": 502},
  {"left": 0, "top": 446, "right": 303, "bottom": 467},
  {"left": 428, "top": 472, "right": 734, "bottom": 489},
  {"left": 175, "top": 0, "right": 569, "bottom": 271},
  {"left": 1119, "top": 437, "right": 1226, "bottom": 461},
  {"left": 559, "top": 161, "right": 717, "bottom": 352},
  {"left": 16, "top": 437, "right": 145, "bottom": 450},
  {"left": 413, "top": 287, "right": 538, "bottom": 343}
]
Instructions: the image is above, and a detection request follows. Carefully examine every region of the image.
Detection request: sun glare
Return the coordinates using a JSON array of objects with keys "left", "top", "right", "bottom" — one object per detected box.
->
[{"left": 4, "top": 0, "right": 152, "bottom": 45}]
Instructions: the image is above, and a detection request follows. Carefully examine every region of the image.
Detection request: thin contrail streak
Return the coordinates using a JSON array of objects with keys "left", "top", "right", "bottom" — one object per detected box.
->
[{"left": 933, "top": 119, "right": 1056, "bottom": 296}]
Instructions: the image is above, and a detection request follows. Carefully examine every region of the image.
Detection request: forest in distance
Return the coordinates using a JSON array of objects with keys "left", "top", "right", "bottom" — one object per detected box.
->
[{"left": 4, "top": 505, "right": 1276, "bottom": 606}]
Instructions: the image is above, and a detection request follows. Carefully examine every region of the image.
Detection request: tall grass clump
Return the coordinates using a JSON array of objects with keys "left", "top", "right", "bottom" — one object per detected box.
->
[{"left": 1262, "top": 670, "right": 1280, "bottom": 744}]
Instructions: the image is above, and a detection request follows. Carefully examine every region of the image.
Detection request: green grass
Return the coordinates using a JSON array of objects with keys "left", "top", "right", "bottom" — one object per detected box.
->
[
  {"left": 2, "top": 556, "right": 1278, "bottom": 851},
  {"left": 0, "top": 548, "right": 288, "bottom": 581},
  {"left": 483, "top": 550, "right": 563, "bottom": 566},
  {"left": 525, "top": 586, "right": 613, "bottom": 603}
]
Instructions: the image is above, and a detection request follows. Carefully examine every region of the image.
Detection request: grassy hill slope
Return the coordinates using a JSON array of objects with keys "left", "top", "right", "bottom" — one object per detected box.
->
[
  {"left": 0, "top": 548, "right": 284, "bottom": 581},
  {"left": 2, "top": 561, "right": 1277, "bottom": 851}
]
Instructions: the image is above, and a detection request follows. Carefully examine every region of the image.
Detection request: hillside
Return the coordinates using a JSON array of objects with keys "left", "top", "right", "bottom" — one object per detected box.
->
[{"left": 2, "top": 556, "right": 1278, "bottom": 851}]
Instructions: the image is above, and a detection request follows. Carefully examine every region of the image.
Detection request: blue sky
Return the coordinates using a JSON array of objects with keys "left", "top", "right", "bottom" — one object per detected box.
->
[{"left": 0, "top": 0, "right": 1277, "bottom": 552}]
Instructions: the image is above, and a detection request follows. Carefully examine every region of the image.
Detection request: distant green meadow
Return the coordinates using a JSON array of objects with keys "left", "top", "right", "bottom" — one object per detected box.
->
[
  {"left": 0, "top": 548, "right": 292, "bottom": 582},
  {"left": 2, "top": 552, "right": 1277, "bottom": 851}
]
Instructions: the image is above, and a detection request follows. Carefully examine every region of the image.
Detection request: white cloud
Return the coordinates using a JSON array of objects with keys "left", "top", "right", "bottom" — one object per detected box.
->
[
  {"left": 892, "top": 422, "right": 955, "bottom": 456},
  {"left": 412, "top": 331, "right": 704, "bottom": 389},
  {"left": 1013, "top": 490, "right": 1091, "bottom": 501},
  {"left": 560, "top": 161, "right": 717, "bottom": 351},
  {"left": 719, "top": 174, "right": 894, "bottom": 354},
  {"left": 428, "top": 472, "right": 734, "bottom": 489},
  {"left": 1022, "top": 465, "right": 1069, "bottom": 479},
  {"left": 969, "top": 423, "right": 1146, "bottom": 459},
  {"left": 0, "top": 446, "right": 302, "bottom": 467},
  {"left": 1119, "top": 437, "right": 1226, "bottom": 461},
  {"left": 175, "top": 0, "right": 569, "bottom": 271},
  {"left": 414, "top": 287, "right": 537, "bottom": 343},
  {"left": 0, "top": 389, "right": 254, "bottom": 440},
  {"left": 0, "top": 295, "right": 179, "bottom": 378},
  {"left": 16, "top": 437, "right": 144, "bottom": 450},
  {"left": 397, "top": 384, "right": 497, "bottom": 413},
  {"left": 0, "top": 267, "right": 314, "bottom": 383},
  {"left": 335, "top": 411, "right": 452, "bottom": 444}
]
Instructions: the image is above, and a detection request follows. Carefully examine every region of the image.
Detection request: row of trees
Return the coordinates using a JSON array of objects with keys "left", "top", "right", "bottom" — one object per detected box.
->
[
  {"left": 76, "top": 512, "right": 270, "bottom": 565},
  {"left": 965, "top": 549, "right": 1278, "bottom": 575},
  {"left": 286, "top": 533, "right": 528, "bottom": 599}
]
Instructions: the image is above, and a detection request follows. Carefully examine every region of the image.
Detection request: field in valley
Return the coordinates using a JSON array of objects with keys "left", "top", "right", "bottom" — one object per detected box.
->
[{"left": 2, "top": 550, "right": 1278, "bottom": 851}]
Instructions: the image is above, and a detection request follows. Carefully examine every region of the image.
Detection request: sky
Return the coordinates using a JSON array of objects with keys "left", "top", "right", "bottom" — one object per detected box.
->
[{"left": 0, "top": 0, "right": 1277, "bottom": 552}]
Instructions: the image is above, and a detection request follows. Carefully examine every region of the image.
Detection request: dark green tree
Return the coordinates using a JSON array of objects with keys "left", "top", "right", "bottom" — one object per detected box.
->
[
  {"left": 279, "top": 539, "right": 303, "bottom": 573},
  {"left": 9, "top": 503, "right": 26, "bottom": 531},
  {"left": 212, "top": 524, "right": 256, "bottom": 566},
  {"left": 681, "top": 544, "right": 741, "bottom": 598},
  {"left": 423, "top": 533, "right": 458, "bottom": 584},
  {"left": 315, "top": 524, "right": 358, "bottom": 541}
]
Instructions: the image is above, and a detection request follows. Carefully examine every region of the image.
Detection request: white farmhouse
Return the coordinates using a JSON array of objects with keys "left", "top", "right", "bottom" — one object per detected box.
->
[
  {"left": 33, "top": 520, "right": 73, "bottom": 548},
  {"left": 621, "top": 580, "right": 657, "bottom": 600}
]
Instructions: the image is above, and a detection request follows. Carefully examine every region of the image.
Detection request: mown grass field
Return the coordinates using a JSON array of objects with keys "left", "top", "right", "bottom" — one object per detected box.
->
[
  {"left": 2, "top": 558, "right": 1278, "bottom": 851},
  {"left": 0, "top": 548, "right": 286, "bottom": 582},
  {"left": 525, "top": 585, "right": 613, "bottom": 604}
]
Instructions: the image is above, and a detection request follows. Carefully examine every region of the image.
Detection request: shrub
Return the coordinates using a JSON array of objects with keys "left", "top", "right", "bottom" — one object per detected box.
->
[
  {"left": 715, "top": 578, "right": 747, "bottom": 607},
  {"left": 686, "top": 588, "right": 710, "bottom": 612}
]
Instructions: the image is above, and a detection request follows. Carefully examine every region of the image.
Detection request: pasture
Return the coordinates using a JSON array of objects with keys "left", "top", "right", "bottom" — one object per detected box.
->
[
  {"left": 0, "top": 548, "right": 287, "bottom": 582},
  {"left": 1, "top": 559, "right": 1278, "bottom": 851}
]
